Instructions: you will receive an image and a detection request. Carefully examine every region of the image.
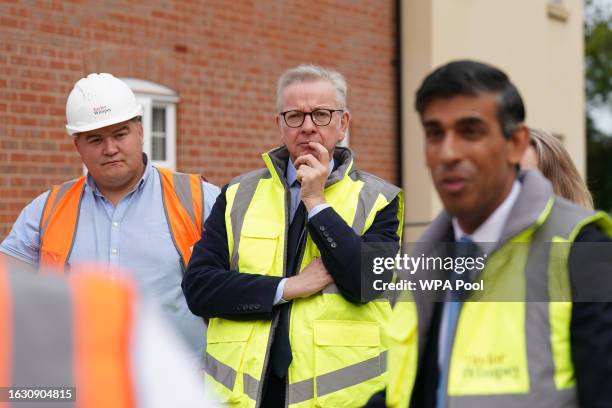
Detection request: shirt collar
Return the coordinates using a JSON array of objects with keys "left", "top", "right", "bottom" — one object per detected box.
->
[
  {"left": 85, "top": 153, "right": 152, "bottom": 197},
  {"left": 452, "top": 180, "right": 521, "bottom": 243},
  {"left": 286, "top": 157, "right": 335, "bottom": 186}
]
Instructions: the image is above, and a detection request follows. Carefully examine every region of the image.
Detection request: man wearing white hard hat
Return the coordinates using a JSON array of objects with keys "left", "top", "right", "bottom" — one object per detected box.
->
[{"left": 0, "top": 73, "right": 220, "bottom": 367}]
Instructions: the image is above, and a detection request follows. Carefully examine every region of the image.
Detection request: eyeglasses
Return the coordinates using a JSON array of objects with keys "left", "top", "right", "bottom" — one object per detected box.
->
[{"left": 280, "top": 109, "right": 344, "bottom": 128}]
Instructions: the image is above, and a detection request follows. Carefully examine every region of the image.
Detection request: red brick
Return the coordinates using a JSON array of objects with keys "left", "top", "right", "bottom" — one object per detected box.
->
[
  {"left": 1, "top": 16, "right": 19, "bottom": 29},
  {"left": 0, "top": 0, "right": 398, "bottom": 240},
  {"left": 18, "top": 93, "right": 38, "bottom": 102}
]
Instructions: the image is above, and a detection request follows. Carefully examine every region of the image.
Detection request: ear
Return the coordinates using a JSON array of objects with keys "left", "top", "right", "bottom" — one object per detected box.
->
[
  {"left": 73, "top": 135, "right": 80, "bottom": 151},
  {"left": 507, "top": 123, "right": 530, "bottom": 166},
  {"left": 135, "top": 121, "right": 144, "bottom": 146},
  {"left": 338, "top": 111, "right": 351, "bottom": 141},
  {"left": 275, "top": 114, "right": 285, "bottom": 142}
]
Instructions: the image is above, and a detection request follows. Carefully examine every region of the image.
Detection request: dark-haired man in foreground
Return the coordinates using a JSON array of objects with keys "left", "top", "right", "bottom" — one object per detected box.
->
[{"left": 367, "top": 60, "right": 612, "bottom": 408}]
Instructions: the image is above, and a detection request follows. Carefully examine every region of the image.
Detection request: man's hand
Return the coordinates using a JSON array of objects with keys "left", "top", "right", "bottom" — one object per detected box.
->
[
  {"left": 282, "top": 258, "right": 333, "bottom": 300},
  {"left": 294, "top": 142, "right": 330, "bottom": 212}
]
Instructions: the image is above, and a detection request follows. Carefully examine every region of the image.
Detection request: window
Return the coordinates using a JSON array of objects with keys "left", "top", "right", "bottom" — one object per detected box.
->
[
  {"left": 121, "top": 78, "right": 179, "bottom": 170},
  {"left": 547, "top": 0, "right": 569, "bottom": 22}
]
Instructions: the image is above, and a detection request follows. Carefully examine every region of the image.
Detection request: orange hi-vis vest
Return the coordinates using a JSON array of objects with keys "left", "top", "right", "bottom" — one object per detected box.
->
[
  {"left": 0, "top": 258, "right": 137, "bottom": 408},
  {"left": 38, "top": 168, "right": 204, "bottom": 271}
]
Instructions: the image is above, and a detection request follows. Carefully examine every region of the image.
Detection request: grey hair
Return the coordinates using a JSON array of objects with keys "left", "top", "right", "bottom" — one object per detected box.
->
[{"left": 276, "top": 64, "right": 348, "bottom": 112}]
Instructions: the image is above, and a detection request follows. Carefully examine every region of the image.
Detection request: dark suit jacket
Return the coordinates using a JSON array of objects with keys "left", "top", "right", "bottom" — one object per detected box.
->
[
  {"left": 365, "top": 225, "right": 612, "bottom": 408},
  {"left": 182, "top": 183, "right": 400, "bottom": 321}
]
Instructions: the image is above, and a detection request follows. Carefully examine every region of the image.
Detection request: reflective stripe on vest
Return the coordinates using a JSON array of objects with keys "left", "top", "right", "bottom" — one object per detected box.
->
[
  {"left": 204, "top": 348, "right": 389, "bottom": 406},
  {"left": 39, "top": 177, "right": 86, "bottom": 271},
  {"left": 287, "top": 351, "right": 388, "bottom": 405},
  {"left": 39, "top": 169, "right": 203, "bottom": 271},
  {"left": 385, "top": 197, "right": 612, "bottom": 408},
  {"left": 0, "top": 259, "right": 136, "bottom": 407},
  {"left": 206, "top": 147, "right": 403, "bottom": 407},
  {"left": 227, "top": 168, "right": 271, "bottom": 272},
  {"left": 157, "top": 168, "right": 204, "bottom": 269}
]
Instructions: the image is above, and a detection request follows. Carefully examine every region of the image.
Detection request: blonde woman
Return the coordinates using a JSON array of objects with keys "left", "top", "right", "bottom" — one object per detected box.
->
[{"left": 521, "top": 128, "right": 594, "bottom": 209}]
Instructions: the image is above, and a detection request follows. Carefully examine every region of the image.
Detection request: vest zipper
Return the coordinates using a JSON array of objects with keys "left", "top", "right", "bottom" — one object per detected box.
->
[
  {"left": 257, "top": 176, "right": 292, "bottom": 408},
  {"left": 285, "top": 229, "right": 308, "bottom": 407}
]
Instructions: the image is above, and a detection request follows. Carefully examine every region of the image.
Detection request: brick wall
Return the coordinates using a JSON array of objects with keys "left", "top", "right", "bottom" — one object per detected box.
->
[{"left": 0, "top": 0, "right": 398, "bottom": 239}]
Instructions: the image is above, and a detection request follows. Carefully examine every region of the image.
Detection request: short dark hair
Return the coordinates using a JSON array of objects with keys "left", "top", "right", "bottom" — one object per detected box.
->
[{"left": 415, "top": 60, "right": 525, "bottom": 138}]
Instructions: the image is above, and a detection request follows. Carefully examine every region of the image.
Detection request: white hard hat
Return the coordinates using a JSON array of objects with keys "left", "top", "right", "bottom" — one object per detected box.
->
[{"left": 65, "top": 73, "right": 143, "bottom": 136}]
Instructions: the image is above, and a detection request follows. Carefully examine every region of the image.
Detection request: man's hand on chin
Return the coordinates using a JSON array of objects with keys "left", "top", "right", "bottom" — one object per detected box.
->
[{"left": 295, "top": 142, "right": 330, "bottom": 212}]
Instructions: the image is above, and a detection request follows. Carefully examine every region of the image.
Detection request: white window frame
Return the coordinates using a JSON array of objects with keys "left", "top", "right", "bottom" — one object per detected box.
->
[
  {"left": 121, "top": 78, "right": 179, "bottom": 170},
  {"left": 547, "top": 0, "right": 569, "bottom": 22}
]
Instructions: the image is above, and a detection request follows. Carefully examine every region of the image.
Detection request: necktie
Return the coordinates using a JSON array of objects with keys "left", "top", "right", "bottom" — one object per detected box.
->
[
  {"left": 270, "top": 196, "right": 307, "bottom": 378},
  {"left": 436, "top": 236, "right": 477, "bottom": 408}
]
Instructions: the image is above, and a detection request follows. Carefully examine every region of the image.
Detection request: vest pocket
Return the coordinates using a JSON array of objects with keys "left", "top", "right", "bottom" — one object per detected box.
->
[
  {"left": 238, "top": 229, "right": 280, "bottom": 276},
  {"left": 385, "top": 303, "right": 419, "bottom": 407},
  {"left": 206, "top": 319, "right": 254, "bottom": 403},
  {"left": 312, "top": 320, "right": 384, "bottom": 406},
  {"left": 448, "top": 302, "right": 529, "bottom": 396}
]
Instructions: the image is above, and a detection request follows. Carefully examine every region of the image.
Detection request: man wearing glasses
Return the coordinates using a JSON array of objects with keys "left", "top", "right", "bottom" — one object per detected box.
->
[{"left": 183, "top": 65, "right": 403, "bottom": 407}]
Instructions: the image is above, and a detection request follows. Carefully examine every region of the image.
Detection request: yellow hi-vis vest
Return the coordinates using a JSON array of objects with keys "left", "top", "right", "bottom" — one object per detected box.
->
[
  {"left": 385, "top": 171, "right": 612, "bottom": 408},
  {"left": 204, "top": 147, "right": 404, "bottom": 407}
]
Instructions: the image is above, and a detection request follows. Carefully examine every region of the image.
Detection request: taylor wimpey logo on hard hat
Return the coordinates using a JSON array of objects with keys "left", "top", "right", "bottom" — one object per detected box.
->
[{"left": 93, "top": 105, "right": 112, "bottom": 115}]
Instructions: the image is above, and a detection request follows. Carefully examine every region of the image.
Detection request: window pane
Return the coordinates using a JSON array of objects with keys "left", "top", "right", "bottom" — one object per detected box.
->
[
  {"left": 153, "top": 107, "right": 166, "bottom": 132},
  {"left": 152, "top": 135, "right": 166, "bottom": 161},
  {"left": 152, "top": 107, "right": 166, "bottom": 161}
]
